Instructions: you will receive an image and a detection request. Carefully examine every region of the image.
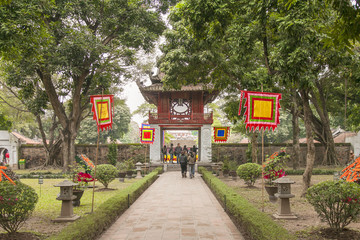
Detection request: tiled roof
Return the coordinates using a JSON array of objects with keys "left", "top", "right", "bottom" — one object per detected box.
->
[
  {"left": 139, "top": 83, "right": 216, "bottom": 92},
  {"left": 11, "top": 132, "right": 42, "bottom": 144}
]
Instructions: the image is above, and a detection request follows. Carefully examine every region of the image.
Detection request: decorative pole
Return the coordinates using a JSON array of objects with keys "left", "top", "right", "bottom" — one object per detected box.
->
[
  {"left": 91, "top": 90, "right": 103, "bottom": 213},
  {"left": 261, "top": 84, "right": 265, "bottom": 213}
]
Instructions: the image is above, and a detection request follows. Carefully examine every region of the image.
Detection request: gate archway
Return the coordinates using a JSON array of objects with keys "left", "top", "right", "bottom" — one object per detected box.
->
[{"left": 137, "top": 79, "right": 219, "bottom": 163}]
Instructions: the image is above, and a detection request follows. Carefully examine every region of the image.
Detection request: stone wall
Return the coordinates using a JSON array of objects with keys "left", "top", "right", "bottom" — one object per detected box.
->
[
  {"left": 212, "top": 143, "right": 352, "bottom": 167},
  {"left": 20, "top": 144, "right": 148, "bottom": 169},
  {"left": 20, "top": 142, "right": 351, "bottom": 168}
]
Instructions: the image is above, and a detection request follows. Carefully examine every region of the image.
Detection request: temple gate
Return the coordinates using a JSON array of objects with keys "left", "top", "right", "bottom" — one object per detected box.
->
[{"left": 138, "top": 79, "right": 219, "bottom": 163}]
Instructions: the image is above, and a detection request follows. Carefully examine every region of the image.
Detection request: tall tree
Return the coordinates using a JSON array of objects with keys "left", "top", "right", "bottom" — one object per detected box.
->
[
  {"left": 0, "top": 0, "right": 167, "bottom": 171},
  {"left": 158, "top": 0, "right": 350, "bottom": 194}
]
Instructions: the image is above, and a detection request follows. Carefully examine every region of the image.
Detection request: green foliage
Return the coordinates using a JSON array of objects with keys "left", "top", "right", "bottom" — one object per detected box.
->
[
  {"left": 107, "top": 142, "right": 118, "bottom": 166},
  {"left": 115, "top": 159, "right": 134, "bottom": 172},
  {"left": 77, "top": 100, "right": 131, "bottom": 144},
  {"left": 48, "top": 168, "right": 162, "bottom": 240},
  {"left": 0, "top": 112, "right": 12, "bottom": 130},
  {"left": 228, "top": 161, "right": 238, "bottom": 171},
  {"left": 199, "top": 167, "right": 294, "bottom": 240},
  {"left": 306, "top": 180, "right": 360, "bottom": 230},
  {"left": 221, "top": 159, "right": 230, "bottom": 171},
  {"left": 92, "top": 164, "right": 118, "bottom": 189},
  {"left": 0, "top": 181, "right": 38, "bottom": 233},
  {"left": 236, "top": 163, "right": 262, "bottom": 186}
]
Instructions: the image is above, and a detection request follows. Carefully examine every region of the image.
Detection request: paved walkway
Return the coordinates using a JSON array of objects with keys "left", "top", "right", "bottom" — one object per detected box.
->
[{"left": 99, "top": 171, "right": 244, "bottom": 240}]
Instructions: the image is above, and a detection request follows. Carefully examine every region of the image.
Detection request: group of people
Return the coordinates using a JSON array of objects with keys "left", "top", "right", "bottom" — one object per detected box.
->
[{"left": 161, "top": 143, "right": 198, "bottom": 178}]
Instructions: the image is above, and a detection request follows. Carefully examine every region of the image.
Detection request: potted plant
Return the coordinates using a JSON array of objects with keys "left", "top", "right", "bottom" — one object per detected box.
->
[
  {"left": 263, "top": 148, "right": 289, "bottom": 202},
  {"left": 69, "top": 165, "right": 94, "bottom": 206},
  {"left": 116, "top": 162, "right": 127, "bottom": 182},
  {"left": 222, "top": 159, "right": 230, "bottom": 177},
  {"left": 125, "top": 159, "right": 135, "bottom": 179},
  {"left": 228, "top": 161, "right": 238, "bottom": 180}
]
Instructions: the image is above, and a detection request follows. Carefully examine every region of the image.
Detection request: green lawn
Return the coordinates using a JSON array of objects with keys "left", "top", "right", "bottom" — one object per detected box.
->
[{"left": 21, "top": 178, "right": 139, "bottom": 221}]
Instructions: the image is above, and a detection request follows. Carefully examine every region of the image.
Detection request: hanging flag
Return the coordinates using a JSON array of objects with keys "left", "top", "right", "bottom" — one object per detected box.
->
[
  {"left": 140, "top": 128, "right": 155, "bottom": 144},
  {"left": 214, "top": 127, "right": 230, "bottom": 142},
  {"left": 238, "top": 91, "right": 281, "bottom": 132},
  {"left": 90, "top": 95, "right": 114, "bottom": 131},
  {"left": 141, "top": 123, "right": 151, "bottom": 128}
]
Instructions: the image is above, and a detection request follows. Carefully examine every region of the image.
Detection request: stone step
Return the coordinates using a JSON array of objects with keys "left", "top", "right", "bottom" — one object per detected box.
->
[{"left": 165, "top": 164, "right": 181, "bottom": 171}]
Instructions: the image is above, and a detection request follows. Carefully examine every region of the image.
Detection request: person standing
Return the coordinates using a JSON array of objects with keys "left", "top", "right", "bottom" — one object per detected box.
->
[
  {"left": 191, "top": 145, "right": 197, "bottom": 155},
  {"left": 161, "top": 145, "right": 167, "bottom": 163},
  {"left": 169, "top": 143, "right": 174, "bottom": 163},
  {"left": 179, "top": 150, "right": 188, "bottom": 178},
  {"left": 188, "top": 151, "right": 196, "bottom": 179},
  {"left": 174, "top": 143, "right": 182, "bottom": 164},
  {"left": 4, "top": 150, "right": 9, "bottom": 164},
  {"left": 183, "top": 145, "right": 188, "bottom": 156}
]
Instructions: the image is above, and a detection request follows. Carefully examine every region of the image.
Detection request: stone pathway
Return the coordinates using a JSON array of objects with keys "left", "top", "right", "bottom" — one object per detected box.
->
[{"left": 99, "top": 171, "right": 244, "bottom": 240}]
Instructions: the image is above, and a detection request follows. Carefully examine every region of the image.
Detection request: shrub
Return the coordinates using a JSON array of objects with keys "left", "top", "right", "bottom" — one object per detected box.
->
[
  {"left": 0, "top": 181, "right": 38, "bottom": 233},
  {"left": 306, "top": 180, "right": 360, "bottom": 230},
  {"left": 92, "top": 164, "right": 118, "bottom": 188},
  {"left": 236, "top": 163, "right": 262, "bottom": 186},
  {"left": 107, "top": 142, "right": 118, "bottom": 166}
]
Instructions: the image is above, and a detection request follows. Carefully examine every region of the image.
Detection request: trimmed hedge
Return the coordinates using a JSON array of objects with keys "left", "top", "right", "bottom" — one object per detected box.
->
[
  {"left": 47, "top": 167, "right": 162, "bottom": 240},
  {"left": 199, "top": 167, "right": 295, "bottom": 240},
  {"left": 18, "top": 173, "right": 67, "bottom": 179}
]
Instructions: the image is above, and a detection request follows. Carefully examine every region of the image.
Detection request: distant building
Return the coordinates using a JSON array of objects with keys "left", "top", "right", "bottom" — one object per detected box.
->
[{"left": 0, "top": 131, "right": 42, "bottom": 169}]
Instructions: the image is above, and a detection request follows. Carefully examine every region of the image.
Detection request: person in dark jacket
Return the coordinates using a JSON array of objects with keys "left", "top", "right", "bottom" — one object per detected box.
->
[
  {"left": 169, "top": 143, "right": 174, "bottom": 163},
  {"left": 174, "top": 143, "right": 182, "bottom": 164},
  {"left": 161, "top": 145, "right": 167, "bottom": 163},
  {"left": 179, "top": 150, "right": 188, "bottom": 178}
]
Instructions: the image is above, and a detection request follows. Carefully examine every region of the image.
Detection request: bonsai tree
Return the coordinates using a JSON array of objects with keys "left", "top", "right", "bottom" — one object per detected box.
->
[
  {"left": 92, "top": 164, "right": 118, "bottom": 189},
  {"left": 222, "top": 159, "right": 230, "bottom": 174},
  {"left": 116, "top": 161, "right": 127, "bottom": 173}
]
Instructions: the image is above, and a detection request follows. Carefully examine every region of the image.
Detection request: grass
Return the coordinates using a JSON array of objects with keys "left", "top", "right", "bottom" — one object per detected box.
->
[{"left": 20, "top": 178, "right": 139, "bottom": 221}]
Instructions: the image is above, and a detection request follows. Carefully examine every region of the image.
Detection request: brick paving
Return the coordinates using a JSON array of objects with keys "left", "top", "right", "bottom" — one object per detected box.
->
[{"left": 99, "top": 171, "right": 244, "bottom": 240}]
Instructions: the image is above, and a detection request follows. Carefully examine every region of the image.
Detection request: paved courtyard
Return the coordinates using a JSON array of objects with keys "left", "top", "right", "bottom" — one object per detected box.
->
[{"left": 99, "top": 171, "right": 244, "bottom": 240}]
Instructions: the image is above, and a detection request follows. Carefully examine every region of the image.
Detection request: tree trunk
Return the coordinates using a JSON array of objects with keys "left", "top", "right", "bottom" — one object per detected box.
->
[
  {"left": 300, "top": 89, "right": 316, "bottom": 197},
  {"left": 291, "top": 88, "right": 301, "bottom": 170},
  {"left": 251, "top": 132, "right": 258, "bottom": 163},
  {"left": 310, "top": 84, "right": 338, "bottom": 165}
]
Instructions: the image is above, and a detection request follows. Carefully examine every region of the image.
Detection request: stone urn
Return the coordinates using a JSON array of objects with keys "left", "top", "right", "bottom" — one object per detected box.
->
[
  {"left": 126, "top": 170, "right": 133, "bottom": 179},
  {"left": 265, "top": 185, "right": 278, "bottom": 203},
  {"left": 118, "top": 172, "right": 126, "bottom": 182},
  {"left": 72, "top": 189, "right": 84, "bottom": 207},
  {"left": 229, "top": 170, "right": 237, "bottom": 180}
]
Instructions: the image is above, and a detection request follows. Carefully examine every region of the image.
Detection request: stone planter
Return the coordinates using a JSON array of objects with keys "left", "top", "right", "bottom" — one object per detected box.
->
[
  {"left": 265, "top": 185, "right": 278, "bottom": 203},
  {"left": 72, "top": 190, "right": 84, "bottom": 207},
  {"left": 119, "top": 172, "right": 126, "bottom": 182},
  {"left": 126, "top": 170, "right": 133, "bottom": 179},
  {"left": 229, "top": 171, "right": 237, "bottom": 180}
]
